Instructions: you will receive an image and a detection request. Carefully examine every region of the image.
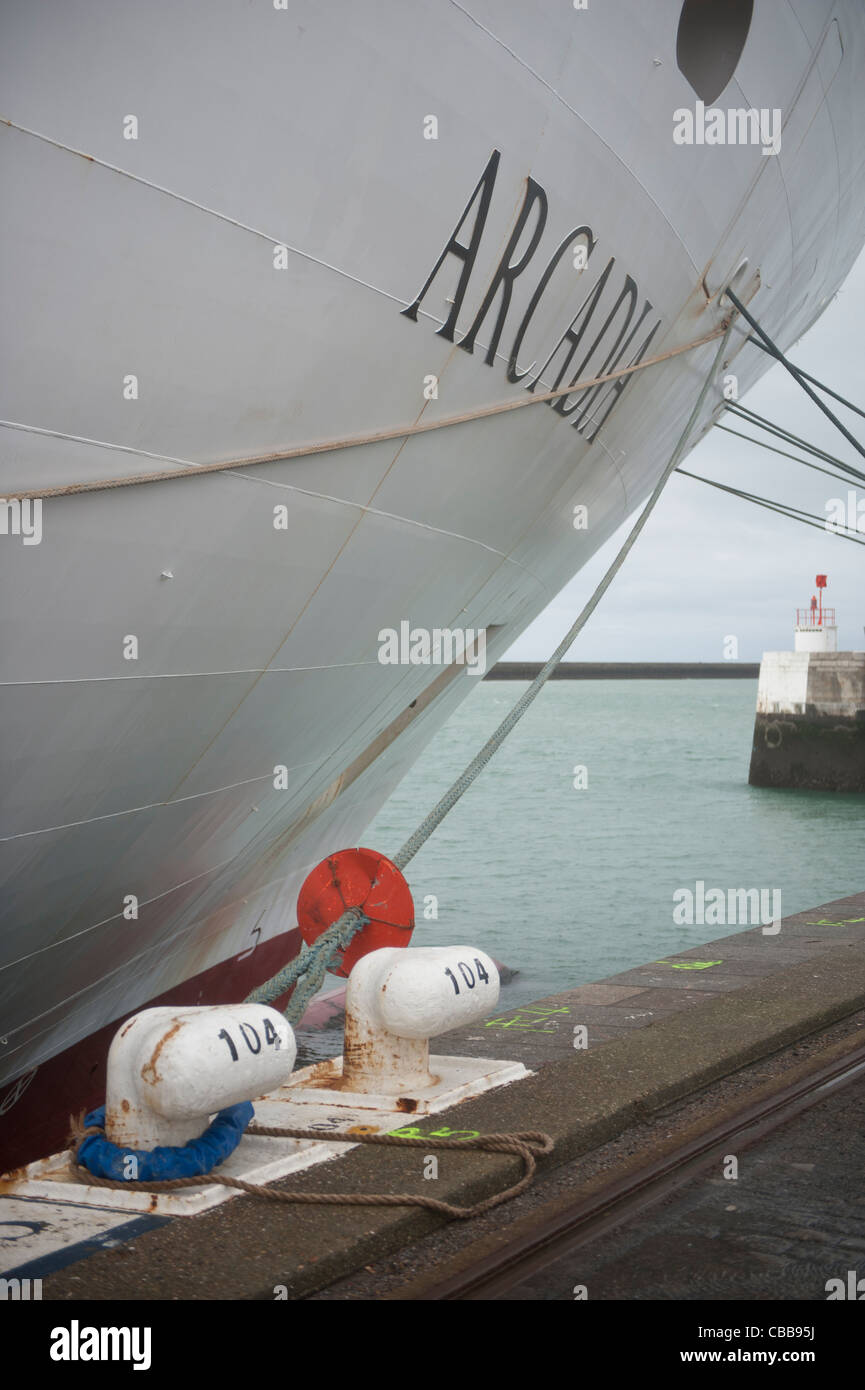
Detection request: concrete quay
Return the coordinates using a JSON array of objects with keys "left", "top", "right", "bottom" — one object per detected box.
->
[{"left": 6, "top": 890, "right": 865, "bottom": 1302}]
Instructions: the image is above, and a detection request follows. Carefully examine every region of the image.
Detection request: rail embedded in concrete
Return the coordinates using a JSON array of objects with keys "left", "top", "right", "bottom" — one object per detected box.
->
[{"left": 396, "top": 1031, "right": 865, "bottom": 1300}]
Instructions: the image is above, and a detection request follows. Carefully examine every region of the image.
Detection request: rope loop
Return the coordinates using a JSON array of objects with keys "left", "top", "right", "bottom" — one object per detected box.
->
[{"left": 66, "top": 1120, "right": 555, "bottom": 1221}]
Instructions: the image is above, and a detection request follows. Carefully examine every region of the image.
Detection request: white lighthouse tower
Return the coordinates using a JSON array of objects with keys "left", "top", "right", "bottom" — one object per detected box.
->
[
  {"left": 749, "top": 574, "right": 865, "bottom": 791},
  {"left": 794, "top": 574, "right": 838, "bottom": 653}
]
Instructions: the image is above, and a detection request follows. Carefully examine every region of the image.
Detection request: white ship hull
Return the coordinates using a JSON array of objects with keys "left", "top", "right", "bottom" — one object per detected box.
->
[{"left": 2, "top": 0, "right": 864, "bottom": 1161}]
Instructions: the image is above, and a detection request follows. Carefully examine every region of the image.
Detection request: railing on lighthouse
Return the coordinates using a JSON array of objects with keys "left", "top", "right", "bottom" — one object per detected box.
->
[
  {"left": 794, "top": 574, "right": 838, "bottom": 652},
  {"left": 795, "top": 607, "right": 836, "bottom": 627}
]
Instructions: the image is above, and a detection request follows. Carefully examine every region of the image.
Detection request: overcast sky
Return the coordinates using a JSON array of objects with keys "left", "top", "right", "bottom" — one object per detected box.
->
[{"left": 506, "top": 250, "right": 865, "bottom": 663}]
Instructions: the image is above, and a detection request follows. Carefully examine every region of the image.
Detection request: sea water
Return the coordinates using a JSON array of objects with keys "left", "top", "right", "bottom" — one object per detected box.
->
[{"left": 361, "top": 679, "right": 864, "bottom": 1011}]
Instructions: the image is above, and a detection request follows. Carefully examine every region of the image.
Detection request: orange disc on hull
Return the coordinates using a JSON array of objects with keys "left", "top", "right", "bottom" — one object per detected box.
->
[{"left": 296, "top": 847, "right": 414, "bottom": 978}]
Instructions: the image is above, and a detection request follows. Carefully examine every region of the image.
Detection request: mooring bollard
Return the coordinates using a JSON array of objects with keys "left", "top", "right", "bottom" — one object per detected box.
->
[
  {"left": 342, "top": 946, "right": 499, "bottom": 1094},
  {"left": 105, "top": 1004, "right": 297, "bottom": 1148}
]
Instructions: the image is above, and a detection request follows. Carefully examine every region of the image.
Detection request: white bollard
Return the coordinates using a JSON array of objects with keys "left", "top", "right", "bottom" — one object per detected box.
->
[
  {"left": 343, "top": 946, "right": 499, "bottom": 1094},
  {"left": 105, "top": 1004, "right": 297, "bottom": 1148}
]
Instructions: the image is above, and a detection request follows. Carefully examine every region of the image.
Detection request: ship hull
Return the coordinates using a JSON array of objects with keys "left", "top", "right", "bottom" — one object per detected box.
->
[{"left": 2, "top": 0, "right": 865, "bottom": 1168}]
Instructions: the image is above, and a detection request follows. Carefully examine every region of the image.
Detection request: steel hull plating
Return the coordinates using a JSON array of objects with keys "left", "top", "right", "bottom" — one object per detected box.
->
[{"left": 2, "top": 1, "right": 865, "bottom": 1164}]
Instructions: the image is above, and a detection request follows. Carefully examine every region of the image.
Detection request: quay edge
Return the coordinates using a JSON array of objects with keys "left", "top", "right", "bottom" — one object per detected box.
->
[{"left": 21, "top": 889, "right": 865, "bottom": 1302}]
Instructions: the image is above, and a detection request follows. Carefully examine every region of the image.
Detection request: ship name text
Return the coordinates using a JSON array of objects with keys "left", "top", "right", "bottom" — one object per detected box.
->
[{"left": 401, "top": 149, "right": 662, "bottom": 446}]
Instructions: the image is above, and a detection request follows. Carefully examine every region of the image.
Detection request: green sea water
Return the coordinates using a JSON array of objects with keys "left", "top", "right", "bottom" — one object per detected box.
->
[{"left": 362, "top": 679, "right": 864, "bottom": 1011}]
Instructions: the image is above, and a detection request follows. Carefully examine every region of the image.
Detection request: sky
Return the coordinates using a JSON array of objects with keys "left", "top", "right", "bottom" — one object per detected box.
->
[{"left": 505, "top": 250, "right": 865, "bottom": 663}]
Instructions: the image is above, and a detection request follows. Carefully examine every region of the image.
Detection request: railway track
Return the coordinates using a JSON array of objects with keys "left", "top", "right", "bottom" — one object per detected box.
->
[{"left": 397, "top": 1033, "right": 865, "bottom": 1300}]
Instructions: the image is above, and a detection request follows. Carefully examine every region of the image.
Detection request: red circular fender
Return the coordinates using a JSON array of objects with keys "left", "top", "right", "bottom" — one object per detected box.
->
[{"left": 296, "top": 848, "right": 414, "bottom": 978}]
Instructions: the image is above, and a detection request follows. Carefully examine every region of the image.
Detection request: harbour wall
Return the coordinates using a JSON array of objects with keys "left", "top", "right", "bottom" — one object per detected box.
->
[
  {"left": 486, "top": 662, "right": 759, "bottom": 680},
  {"left": 749, "top": 651, "right": 865, "bottom": 791}
]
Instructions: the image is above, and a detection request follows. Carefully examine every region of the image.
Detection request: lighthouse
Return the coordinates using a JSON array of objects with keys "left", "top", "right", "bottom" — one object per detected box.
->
[{"left": 749, "top": 576, "right": 865, "bottom": 792}]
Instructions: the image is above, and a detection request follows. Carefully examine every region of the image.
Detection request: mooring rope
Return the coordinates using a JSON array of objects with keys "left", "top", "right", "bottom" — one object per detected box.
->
[
  {"left": 244, "top": 906, "right": 368, "bottom": 1017},
  {"left": 4, "top": 327, "right": 725, "bottom": 504},
  {"left": 391, "top": 318, "right": 735, "bottom": 869},
  {"left": 724, "top": 401, "right": 865, "bottom": 484},
  {"left": 68, "top": 1114, "right": 553, "bottom": 1220},
  {"left": 714, "top": 421, "right": 858, "bottom": 489},
  {"left": 676, "top": 466, "right": 865, "bottom": 547},
  {"left": 248, "top": 316, "right": 737, "bottom": 1018},
  {"left": 724, "top": 286, "right": 865, "bottom": 463}
]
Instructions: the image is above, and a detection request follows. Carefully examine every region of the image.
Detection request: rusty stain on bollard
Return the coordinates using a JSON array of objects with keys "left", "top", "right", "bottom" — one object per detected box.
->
[{"left": 140, "top": 1020, "right": 184, "bottom": 1087}]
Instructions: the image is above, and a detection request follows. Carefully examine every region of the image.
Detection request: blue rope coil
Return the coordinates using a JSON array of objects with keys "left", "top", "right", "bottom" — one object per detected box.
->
[{"left": 76, "top": 1102, "right": 253, "bottom": 1182}]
